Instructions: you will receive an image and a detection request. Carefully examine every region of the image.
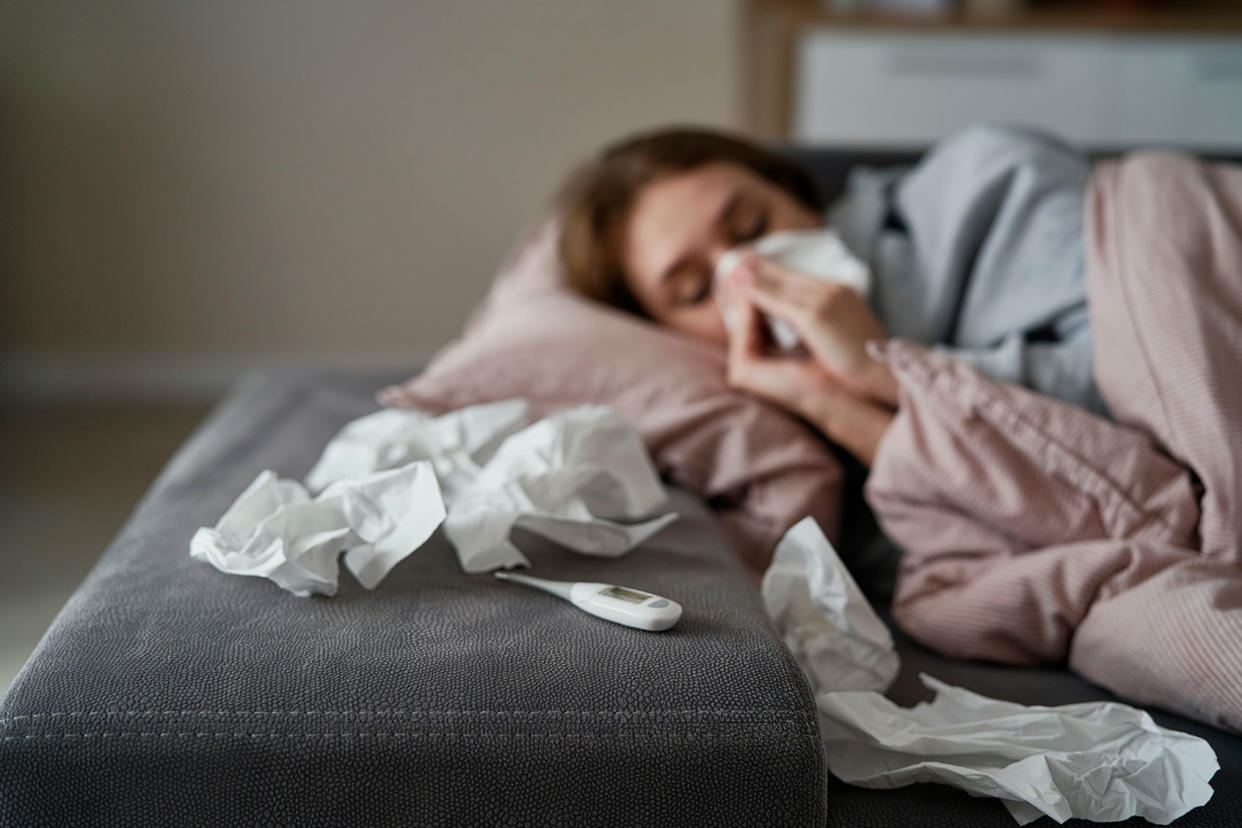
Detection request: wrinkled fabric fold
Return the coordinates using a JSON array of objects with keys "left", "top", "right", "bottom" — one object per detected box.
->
[
  {"left": 831, "top": 124, "right": 1103, "bottom": 414},
  {"left": 863, "top": 150, "right": 1242, "bottom": 735}
]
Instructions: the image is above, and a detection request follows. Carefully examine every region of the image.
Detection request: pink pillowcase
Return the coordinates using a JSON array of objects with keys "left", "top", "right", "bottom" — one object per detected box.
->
[{"left": 378, "top": 218, "right": 844, "bottom": 574}]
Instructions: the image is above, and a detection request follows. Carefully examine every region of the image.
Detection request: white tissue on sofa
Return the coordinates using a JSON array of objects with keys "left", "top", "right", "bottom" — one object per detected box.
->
[
  {"left": 762, "top": 516, "right": 1218, "bottom": 826},
  {"left": 761, "top": 515, "right": 899, "bottom": 694},
  {"left": 189, "top": 462, "right": 445, "bottom": 597},
  {"left": 440, "top": 405, "right": 677, "bottom": 573},
  {"left": 305, "top": 398, "right": 530, "bottom": 498},
  {"left": 191, "top": 400, "right": 677, "bottom": 594}
]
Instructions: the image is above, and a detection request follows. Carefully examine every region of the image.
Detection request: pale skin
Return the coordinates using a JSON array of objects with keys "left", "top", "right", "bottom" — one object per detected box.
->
[{"left": 620, "top": 162, "right": 898, "bottom": 466}]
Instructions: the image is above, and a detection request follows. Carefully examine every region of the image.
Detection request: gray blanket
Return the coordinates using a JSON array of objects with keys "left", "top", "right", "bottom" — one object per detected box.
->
[{"left": 830, "top": 124, "right": 1107, "bottom": 416}]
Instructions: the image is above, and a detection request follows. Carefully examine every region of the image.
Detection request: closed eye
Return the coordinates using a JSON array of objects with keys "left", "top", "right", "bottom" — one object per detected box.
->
[
  {"left": 674, "top": 268, "right": 711, "bottom": 306},
  {"left": 728, "top": 200, "right": 769, "bottom": 244},
  {"left": 681, "top": 281, "right": 711, "bottom": 306},
  {"left": 738, "top": 212, "right": 768, "bottom": 243}
]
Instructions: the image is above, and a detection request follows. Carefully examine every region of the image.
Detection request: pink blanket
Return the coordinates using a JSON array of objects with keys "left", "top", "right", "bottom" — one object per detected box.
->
[{"left": 866, "top": 154, "right": 1242, "bottom": 733}]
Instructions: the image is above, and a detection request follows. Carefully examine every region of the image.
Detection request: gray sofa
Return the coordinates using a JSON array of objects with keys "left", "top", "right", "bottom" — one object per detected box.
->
[
  {"left": 0, "top": 371, "right": 826, "bottom": 825},
  {"left": 3, "top": 149, "right": 1240, "bottom": 826}
]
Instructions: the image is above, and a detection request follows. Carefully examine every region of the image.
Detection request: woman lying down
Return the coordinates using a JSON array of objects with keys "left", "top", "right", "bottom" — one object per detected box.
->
[{"left": 556, "top": 124, "right": 1242, "bottom": 734}]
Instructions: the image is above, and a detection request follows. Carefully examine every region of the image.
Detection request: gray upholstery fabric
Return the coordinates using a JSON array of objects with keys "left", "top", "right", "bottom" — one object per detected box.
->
[{"left": 0, "top": 371, "right": 825, "bottom": 826}]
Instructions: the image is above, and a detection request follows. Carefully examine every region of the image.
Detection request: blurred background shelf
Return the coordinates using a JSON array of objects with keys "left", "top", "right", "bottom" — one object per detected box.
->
[
  {"left": 745, "top": 0, "right": 1242, "bottom": 147},
  {"left": 757, "top": 0, "right": 1242, "bottom": 33}
]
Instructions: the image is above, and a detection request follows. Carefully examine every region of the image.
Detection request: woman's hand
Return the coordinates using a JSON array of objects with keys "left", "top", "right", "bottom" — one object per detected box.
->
[
  {"left": 727, "top": 252, "right": 899, "bottom": 407},
  {"left": 722, "top": 284, "right": 894, "bottom": 467}
]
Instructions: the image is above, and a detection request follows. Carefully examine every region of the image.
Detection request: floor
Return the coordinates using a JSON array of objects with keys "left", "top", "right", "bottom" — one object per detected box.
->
[{"left": 0, "top": 403, "right": 211, "bottom": 693}]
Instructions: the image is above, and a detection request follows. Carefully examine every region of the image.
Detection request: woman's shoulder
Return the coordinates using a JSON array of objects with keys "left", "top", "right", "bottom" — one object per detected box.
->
[{"left": 923, "top": 123, "right": 1089, "bottom": 174}]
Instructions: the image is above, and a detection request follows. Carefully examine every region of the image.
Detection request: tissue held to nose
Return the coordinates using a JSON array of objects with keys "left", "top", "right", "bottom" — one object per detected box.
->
[{"left": 714, "top": 228, "right": 872, "bottom": 350}]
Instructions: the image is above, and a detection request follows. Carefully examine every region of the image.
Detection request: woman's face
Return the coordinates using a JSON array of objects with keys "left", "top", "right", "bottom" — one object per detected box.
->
[{"left": 619, "top": 162, "right": 821, "bottom": 346}]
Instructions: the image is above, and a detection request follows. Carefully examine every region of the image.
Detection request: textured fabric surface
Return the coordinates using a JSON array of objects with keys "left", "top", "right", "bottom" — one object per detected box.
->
[
  {"left": 0, "top": 370, "right": 826, "bottom": 826},
  {"left": 3, "top": 370, "right": 1240, "bottom": 826},
  {"left": 865, "top": 154, "right": 1242, "bottom": 734},
  {"left": 1088, "top": 154, "right": 1242, "bottom": 561},
  {"left": 379, "top": 219, "right": 843, "bottom": 574}
]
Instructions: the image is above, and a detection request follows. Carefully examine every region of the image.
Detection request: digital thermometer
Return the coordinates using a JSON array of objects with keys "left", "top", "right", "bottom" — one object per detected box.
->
[{"left": 493, "top": 571, "right": 682, "bottom": 632}]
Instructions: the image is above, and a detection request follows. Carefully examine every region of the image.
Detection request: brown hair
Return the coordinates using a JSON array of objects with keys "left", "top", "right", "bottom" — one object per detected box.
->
[{"left": 556, "top": 126, "right": 824, "bottom": 313}]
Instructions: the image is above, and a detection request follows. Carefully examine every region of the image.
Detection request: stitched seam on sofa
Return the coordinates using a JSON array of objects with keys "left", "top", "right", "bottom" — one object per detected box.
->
[
  {"left": 9, "top": 729, "right": 829, "bottom": 744},
  {"left": 3, "top": 731, "right": 825, "bottom": 741},
  {"left": 1, "top": 709, "right": 809, "bottom": 721}
]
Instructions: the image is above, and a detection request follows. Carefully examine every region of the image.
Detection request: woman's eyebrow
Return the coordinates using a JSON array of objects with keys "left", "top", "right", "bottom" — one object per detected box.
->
[{"left": 658, "top": 191, "right": 742, "bottom": 286}]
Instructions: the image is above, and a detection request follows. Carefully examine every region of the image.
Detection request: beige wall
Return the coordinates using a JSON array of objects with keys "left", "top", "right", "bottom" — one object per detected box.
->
[{"left": 1, "top": 1, "right": 741, "bottom": 392}]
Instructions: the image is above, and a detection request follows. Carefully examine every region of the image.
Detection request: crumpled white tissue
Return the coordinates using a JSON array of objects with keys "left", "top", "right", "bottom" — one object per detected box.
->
[
  {"left": 442, "top": 405, "right": 677, "bottom": 572},
  {"left": 762, "top": 516, "right": 1219, "bottom": 825},
  {"left": 820, "top": 676, "right": 1219, "bottom": 826},
  {"left": 192, "top": 400, "right": 676, "bottom": 594},
  {"left": 189, "top": 462, "right": 445, "bottom": 597},
  {"left": 306, "top": 400, "right": 675, "bottom": 572},
  {"left": 761, "top": 515, "right": 899, "bottom": 694},
  {"left": 305, "top": 398, "right": 530, "bottom": 499}
]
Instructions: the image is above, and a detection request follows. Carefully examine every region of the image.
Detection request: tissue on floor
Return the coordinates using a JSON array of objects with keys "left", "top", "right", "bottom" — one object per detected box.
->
[
  {"left": 189, "top": 463, "right": 445, "bottom": 597},
  {"left": 762, "top": 516, "right": 1218, "bottom": 825}
]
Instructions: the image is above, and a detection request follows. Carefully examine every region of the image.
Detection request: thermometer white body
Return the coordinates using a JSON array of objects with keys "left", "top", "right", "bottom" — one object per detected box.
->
[{"left": 494, "top": 571, "right": 682, "bottom": 632}]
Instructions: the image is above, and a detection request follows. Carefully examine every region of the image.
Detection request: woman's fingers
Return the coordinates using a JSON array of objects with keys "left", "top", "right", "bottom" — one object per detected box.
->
[
  {"left": 726, "top": 296, "right": 767, "bottom": 376},
  {"left": 731, "top": 254, "right": 899, "bottom": 407},
  {"left": 724, "top": 291, "right": 774, "bottom": 388},
  {"left": 739, "top": 255, "right": 836, "bottom": 332},
  {"left": 725, "top": 320, "right": 895, "bottom": 467},
  {"left": 726, "top": 295, "right": 822, "bottom": 418}
]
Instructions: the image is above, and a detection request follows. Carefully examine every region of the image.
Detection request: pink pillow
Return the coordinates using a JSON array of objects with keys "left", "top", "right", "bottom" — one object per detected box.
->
[{"left": 379, "top": 218, "right": 844, "bottom": 573}]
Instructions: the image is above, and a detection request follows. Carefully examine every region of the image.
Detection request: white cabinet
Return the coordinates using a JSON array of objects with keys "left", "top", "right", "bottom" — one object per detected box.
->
[
  {"left": 1115, "top": 38, "right": 1242, "bottom": 145},
  {"left": 793, "top": 29, "right": 1242, "bottom": 147}
]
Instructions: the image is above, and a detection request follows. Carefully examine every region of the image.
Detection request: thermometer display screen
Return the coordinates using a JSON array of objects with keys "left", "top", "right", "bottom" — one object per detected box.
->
[{"left": 601, "top": 586, "right": 649, "bottom": 604}]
